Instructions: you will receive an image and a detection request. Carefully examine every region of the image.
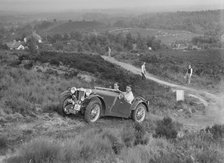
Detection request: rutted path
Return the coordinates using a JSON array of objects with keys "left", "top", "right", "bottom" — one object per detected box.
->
[{"left": 102, "top": 56, "right": 224, "bottom": 127}]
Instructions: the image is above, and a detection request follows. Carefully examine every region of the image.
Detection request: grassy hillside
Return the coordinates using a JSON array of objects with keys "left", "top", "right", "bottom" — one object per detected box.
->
[
  {"left": 114, "top": 10, "right": 224, "bottom": 35},
  {"left": 0, "top": 50, "right": 183, "bottom": 118},
  {"left": 1, "top": 50, "right": 223, "bottom": 163},
  {"left": 46, "top": 21, "right": 107, "bottom": 34}
]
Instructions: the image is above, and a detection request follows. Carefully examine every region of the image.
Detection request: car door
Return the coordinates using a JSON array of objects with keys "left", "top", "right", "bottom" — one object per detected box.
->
[{"left": 110, "top": 96, "right": 132, "bottom": 118}]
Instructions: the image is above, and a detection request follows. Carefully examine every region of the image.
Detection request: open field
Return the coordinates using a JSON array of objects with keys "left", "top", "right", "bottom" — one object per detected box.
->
[{"left": 109, "top": 28, "right": 200, "bottom": 45}]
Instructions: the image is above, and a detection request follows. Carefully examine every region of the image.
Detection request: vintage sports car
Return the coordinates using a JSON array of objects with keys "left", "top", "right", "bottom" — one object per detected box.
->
[{"left": 59, "top": 87, "right": 150, "bottom": 123}]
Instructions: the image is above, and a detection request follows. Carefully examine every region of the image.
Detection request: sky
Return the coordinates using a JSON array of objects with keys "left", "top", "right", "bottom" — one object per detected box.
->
[{"left": 0, "top": 0, "right": 223, "bottom": 12}]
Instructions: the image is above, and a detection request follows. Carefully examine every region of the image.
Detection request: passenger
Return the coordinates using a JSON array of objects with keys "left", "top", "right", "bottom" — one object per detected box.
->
[{"left": 123, "top": 85, "right": 134, "bottom": 104}]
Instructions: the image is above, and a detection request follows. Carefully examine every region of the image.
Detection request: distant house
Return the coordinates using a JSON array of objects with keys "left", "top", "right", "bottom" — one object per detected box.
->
[
  {"left": 6, "top": 40, "right": 25, "bottom": 50},
  {"left": 17, "top": 44, "right": 25, "bottom": 50}
]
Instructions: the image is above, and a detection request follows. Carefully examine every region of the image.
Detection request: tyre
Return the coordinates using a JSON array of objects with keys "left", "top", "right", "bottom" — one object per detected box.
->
[
  {"left": 84, "top": 98, "right": 102, "bottom": 123},
  {"left": 59, "top": 92, "right": 72, "bottom": 116},
  {"left": 132, "top": 103, "right": 146, "bottom": 123}
]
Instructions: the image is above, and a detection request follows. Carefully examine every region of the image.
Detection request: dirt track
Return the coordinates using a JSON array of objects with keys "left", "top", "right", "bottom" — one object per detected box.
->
[{"left": 102, "top": 56, "right": 224, "bottom": 127}]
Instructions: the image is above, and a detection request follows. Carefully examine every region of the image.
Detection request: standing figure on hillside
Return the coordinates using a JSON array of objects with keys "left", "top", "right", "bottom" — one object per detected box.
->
[
  {"left": 108, "top": 47, "right": 111, "bottom": 57},
  {"left": 141, "top": 62, "right": 146, "bottom": 80},
  {"left": 185, "top": 64, "right": 193, "bottom": 85}
]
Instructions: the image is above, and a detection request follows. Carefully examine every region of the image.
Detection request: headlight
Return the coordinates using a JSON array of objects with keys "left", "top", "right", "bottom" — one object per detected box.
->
[
  {"left": 71, "top": 87, "right": 76, "bottom": 94},
  {"left": 85, "top": 89, "right": 92, "bottom": 96}
]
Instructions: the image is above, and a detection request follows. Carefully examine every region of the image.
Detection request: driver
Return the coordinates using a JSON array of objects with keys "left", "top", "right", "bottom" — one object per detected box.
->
[
  {"left": 122, "top": 85, "right": 134, "bottom": 104},
  {"left": 113, "top": 82, "right": 120, "bottom": 91}
]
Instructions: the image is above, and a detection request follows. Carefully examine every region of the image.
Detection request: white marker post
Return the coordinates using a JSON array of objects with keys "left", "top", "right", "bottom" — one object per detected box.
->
[{"left": 176, "top": 90, "right": 184, "bottom": 101}]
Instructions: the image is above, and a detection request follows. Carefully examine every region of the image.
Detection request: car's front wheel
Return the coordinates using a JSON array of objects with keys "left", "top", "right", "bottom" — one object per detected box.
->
[
  {"left": 84, "top": 98, "right": 102, "bottom": 123},
  {"left": 59, "top": 92, "right": 72, "bottom": 116},
  {"left": 132, "top": 103, "right": 146, "bottom": 123}
]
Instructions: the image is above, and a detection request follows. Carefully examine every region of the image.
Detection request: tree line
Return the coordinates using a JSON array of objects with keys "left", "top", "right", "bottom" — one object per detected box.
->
[{"left": 42, "top": 32, "right": 164, "bottom": 54}]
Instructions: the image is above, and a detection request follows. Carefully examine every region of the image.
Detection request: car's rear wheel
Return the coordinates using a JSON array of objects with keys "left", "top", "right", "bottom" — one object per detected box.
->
[
  {"left": 132, "top": 103, "right": 146, "bottom": 123},
  {"left": 84, "top": 98, "right": 102, "bottom": 123}
]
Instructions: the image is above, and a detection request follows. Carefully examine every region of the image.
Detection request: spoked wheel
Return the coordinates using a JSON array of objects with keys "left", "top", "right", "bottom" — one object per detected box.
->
[
  {"left": 85, "top": 98, "right": 102, "bottom": 123},
  {"left": 59, "top": 91, "right": 73, "bottom": 116},
  {"left": 132, "top": 103, "right": 146, "bottom": 123},
  {"left": 62, "top": 98, "right": 73, "bottom": 115}
]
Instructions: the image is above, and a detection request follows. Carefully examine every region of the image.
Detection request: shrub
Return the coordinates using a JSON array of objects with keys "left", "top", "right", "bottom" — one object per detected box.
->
[
  {"left": 102, "top": 132, "right": 124, "bottom": 155},
  {"left": 196, "top": 148, "right": 224, "bottom": 163},
  {"left": 154, "top": 117, "right": 178, "bottom": 139},
  {"left": 121, "top": 126, "right": 135, "bottom": 148},
  {"left": 121, "top": 123, "right": 149, "bottom": 148},
  {"left": 0, "top": 135, "right": 7, "bottom": 150},
  {"left": 205, "top": 124, "right": 224, "bottom": 140},
  {"left": 133, "top": 123, "right": 149, "bottom": 146}
]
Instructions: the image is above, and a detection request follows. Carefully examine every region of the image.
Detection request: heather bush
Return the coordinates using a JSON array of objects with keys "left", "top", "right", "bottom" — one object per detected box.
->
[
  {"left": 121, "top": 125, "right": 135, "bottom": 148},
  {"left": 0, "top": 135, "right": 7, "bottom": 151},
  {"left": 133, "top": 123, "right": 149, "bottom": 146},
  {"left": 102, "top": 132, "right": 124, "bottom": 155},
  {"left": 121, "top": 123, "right": 149, "bottom": 148},
  {"left": 205, "top": 124, "right": 224, "bottom": 140},
  {"left": 154, "top": 117, "right": 178, "bottom": 139}
]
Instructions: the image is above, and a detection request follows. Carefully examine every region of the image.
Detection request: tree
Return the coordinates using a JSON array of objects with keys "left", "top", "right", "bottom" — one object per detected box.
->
[
  {"left": 27, "top": 36, "right": 39, "bottom": 55},
  {"left": 125, "top": 33, "right": 134, "bottom": 50},
  {"left": 54, "top": 41, "right": 64, "bottom": 50}
]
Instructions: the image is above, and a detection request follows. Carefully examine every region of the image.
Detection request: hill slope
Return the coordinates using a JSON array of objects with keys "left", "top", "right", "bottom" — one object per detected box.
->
[{"left": 46, "top": 21, "right": 107, "bottom": 34}]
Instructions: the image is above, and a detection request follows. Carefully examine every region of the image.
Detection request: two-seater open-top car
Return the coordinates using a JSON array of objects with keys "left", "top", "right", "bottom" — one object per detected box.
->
[{"left": 59, "top": 86, "right": 150, "bottom": 123}]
